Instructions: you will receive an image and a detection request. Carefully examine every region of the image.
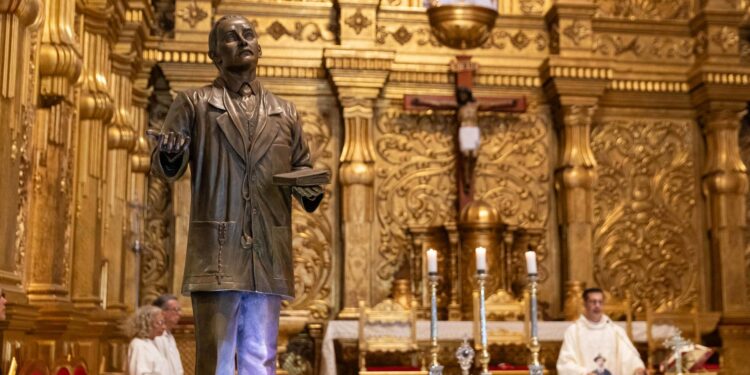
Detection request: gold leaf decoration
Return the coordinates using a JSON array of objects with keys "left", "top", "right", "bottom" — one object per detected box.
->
[
  {"left": 593, "top": 34, "right": 694, "bottom": 60},
  {"left": 562, "top": 20, "right": 590, "bottom": 46},
  {"left": 376, "top": 25, "right": 413, "bottom": 45},
  {"left": 738, "top": 120, "right": 750, "bottom": 301},
  {"left": 519, "top": 0, "right": 545, "bottom": 15},
  {"left": 475, "top": 112, "right": 551, "bottom": 229},
  {"left": 374, "top": 109, "right": 456, "bottom": 295},
  {"left": 265, "top": 21, "right": 335, "bottom": 42},
  {"left": 286, "top": 111, "right": 334, "bottom": 319},
  {"left": 592, "top": 119, "right": 699, "bottom": 311},
  {"left": 176, "top": 2, "right": 207, "bottom": 28},
  {"left": 594, "top": 0, "right": 689, "bottom": 20},
  {"left": 345, "top": 8, "right": 372, "bottom": 35},
  {"left": 711, "top": 26, "right": 739, "bottom": 53},
  {"left": 475, "top": 111, "right": 552, "bottom": 283}
]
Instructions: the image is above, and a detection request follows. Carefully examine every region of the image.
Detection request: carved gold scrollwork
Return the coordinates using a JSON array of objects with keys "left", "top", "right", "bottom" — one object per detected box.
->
[
  {"left": 592, "top": 34, "right": 694, "bottom": 60},
  {"left": 475, "top": 112, "right": 550, "bottom": 230},
  {"left": 376, "top": 26, "right": 413, "bottom": 46},
  {"left": 265, "top": 21, "right": 335, "bottom": 42},
  {"left": 141, "top": 175, "right": 172, "bottom": 304},
  {"left": 711, "top": 26, "right": 740, "bottom": 53},
  {"left": 592, "top": 119, "right": 699, "bottom": 311},
  {"left": 286, "top": 111, "right": 334, "bottom": 319},
  {"left": 481, "top": 30, "right": 536, "bottom": 51},
  {"left": 345, "top": 9, "right": 371, "bottom": 35},
  {"left": 519, "top": 0, "right": 545, "bottom": 15},
  {"left": 594, "top": 0, "right": 689, "bottom": 20},
  {"left": 176, "top": 1, "right": 207, "bottom": 28},
  {"left": 562, "top": 20, "right": 590, "bottom": 46},
  {"left": 375, "top": 110, "right": 456, "bottom": 294}
]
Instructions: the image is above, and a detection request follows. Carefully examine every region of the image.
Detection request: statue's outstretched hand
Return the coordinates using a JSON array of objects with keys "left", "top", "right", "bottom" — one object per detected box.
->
[
  {"left": 147, "top": 129, "right": 190, "bottom": 154},
  {"left": 293, "top": 185, "right": 323, "bottom": 199}
]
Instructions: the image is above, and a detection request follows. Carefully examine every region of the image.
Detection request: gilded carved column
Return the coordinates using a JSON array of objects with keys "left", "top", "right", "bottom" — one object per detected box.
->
[
  {"left": 543, "top": 0, "right": 608, "bottom": 319},
  {"left": 71, "top": 0, "right": 113, "bottom": 311},
  {"left": 324, "top": 47, "right": 393, "bottom": 317},
  {"left": 0, "top": 0, "right": 42, "bottom": 291},
  {"left": 690, "top": 1, "right": 750, "bottom": 372},
  {"left": 337, "top": 97, "right": 376, "bottom": 319},
  {"left": 701, "top": 108, "right": 749, "bottom": 312},
  {"left": 556, "top": 104, "right": 597, "bottom": 321},
  {"left": 101, "top": 53, "right": 137, "bottom": 313},
  {"left": 26, "top": 0, "right": 82, "bottom": 305},
  {"left": 0, "top": 0, "right": 42, "bottom": 370}
]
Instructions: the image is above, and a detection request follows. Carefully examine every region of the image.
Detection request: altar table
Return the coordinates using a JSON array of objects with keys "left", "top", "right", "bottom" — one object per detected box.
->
[{"left": 321, "top": 320, "right": 676, "bottom": 375}]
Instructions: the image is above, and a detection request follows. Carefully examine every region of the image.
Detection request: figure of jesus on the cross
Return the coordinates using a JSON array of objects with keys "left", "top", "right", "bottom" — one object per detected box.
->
[{"left": 404, "top": 56, "right": 526, "bottom": 211}]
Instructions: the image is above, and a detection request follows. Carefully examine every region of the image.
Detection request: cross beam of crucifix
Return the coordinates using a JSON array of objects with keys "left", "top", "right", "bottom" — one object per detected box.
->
[{"left": 402, "top": 56, "right": 528, "bottom": 214}]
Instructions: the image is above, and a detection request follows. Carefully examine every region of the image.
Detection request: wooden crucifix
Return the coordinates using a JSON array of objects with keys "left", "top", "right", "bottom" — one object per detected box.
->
[{"left": 403, "top": 55, "right": 527, "bottom": 214}]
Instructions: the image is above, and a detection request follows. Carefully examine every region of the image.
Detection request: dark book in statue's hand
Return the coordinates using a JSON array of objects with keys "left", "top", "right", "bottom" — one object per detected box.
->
[{"left": 273, "top": 169, "right": 331, "bottom": 186}]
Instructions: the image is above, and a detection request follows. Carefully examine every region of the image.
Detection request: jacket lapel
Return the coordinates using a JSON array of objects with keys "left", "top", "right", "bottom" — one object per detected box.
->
[
  {"left": 250, "top": 85, "right": 282, "bottom": 166},
  {"left": 210, "top": 86, "right": 247, "bottom": 164}
]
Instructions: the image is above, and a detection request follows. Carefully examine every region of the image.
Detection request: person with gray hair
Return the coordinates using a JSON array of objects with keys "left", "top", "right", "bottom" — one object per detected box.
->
[
  {"left": 126, "top": 305, "right": 171, "bottom": 375},
  {"left": 152, "top": 294, "right": 183, "bottom": 375}
]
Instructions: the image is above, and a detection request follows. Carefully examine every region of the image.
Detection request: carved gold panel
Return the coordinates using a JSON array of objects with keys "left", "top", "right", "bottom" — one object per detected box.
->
[
  {"left": 592, "top": 117, "right": 700, "bottom": 311},
  {"left": 374, "top": 109, "right": 456, "bottom": 301},
  {"left": 594, "top": 0, "right": 691, "bottom": 20},
  {"left": 286, "top": 109, "right": 338, "bottom": 319}
]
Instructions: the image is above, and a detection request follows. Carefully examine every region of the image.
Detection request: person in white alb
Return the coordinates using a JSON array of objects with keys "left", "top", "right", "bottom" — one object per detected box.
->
[
  {"left": 557, "top": 288, "right": 647, "bottom": 375},
  {"left": 152, "top": 294, "right": 184, "bottom": 375},
  {"left": 127, "top": 305, "right": 172, "bottom": 375}
]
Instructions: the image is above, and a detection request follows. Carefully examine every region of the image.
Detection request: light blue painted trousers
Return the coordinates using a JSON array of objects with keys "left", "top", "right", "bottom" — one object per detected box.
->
[{"left": 192, "top": 291, "right": 282, "bottom": 375}]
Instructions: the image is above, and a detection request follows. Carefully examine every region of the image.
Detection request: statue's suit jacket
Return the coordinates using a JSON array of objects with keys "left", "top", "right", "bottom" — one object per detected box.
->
[{"left": 152, "top": 78, "right": 321, "bottom": 299}]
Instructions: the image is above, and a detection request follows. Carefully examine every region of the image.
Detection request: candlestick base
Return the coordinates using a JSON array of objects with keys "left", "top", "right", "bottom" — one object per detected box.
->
[
  {"left": 429, "top": 364, "right": 444, "bottom": 375},
  {"left": 528, "top": 364, "right": 544, "bottom": 375}
]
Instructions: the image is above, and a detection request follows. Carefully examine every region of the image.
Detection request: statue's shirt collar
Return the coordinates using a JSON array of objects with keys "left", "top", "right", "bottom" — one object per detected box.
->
[{"left": 215, "top": 75, "right": 260, "bottom": 97}]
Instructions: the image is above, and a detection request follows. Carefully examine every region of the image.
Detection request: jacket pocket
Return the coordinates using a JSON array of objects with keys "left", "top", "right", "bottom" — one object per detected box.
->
[
  {"left": 271, "top": 226, "right": 292, "bottom": 280},
  {"left": 188, "top": 221, "right": 237, "bottom": 275}
]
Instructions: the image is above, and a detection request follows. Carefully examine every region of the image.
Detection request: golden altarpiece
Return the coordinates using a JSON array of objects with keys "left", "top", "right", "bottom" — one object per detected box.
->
[{"left": 1, "top": 0, "right": 750, "bottom": 373}]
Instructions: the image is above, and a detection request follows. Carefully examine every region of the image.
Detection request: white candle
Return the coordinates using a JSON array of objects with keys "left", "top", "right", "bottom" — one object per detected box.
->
[
  {"left": 475, "top": 247, "right": 487, "bottom": 272},
  {"left": 525, "top": 250, "right": 537, "bottom": 275},
  {"left": 426, "top": 249, "right": 438, "bottom": 274}
]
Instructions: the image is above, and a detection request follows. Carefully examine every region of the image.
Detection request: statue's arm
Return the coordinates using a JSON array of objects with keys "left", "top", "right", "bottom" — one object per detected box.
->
[
  {"left": 150, "top": 91, "right": 194, "bottom": 181},
  {"left": 288, "top": 103, "right": 324, "bottom": 213}
]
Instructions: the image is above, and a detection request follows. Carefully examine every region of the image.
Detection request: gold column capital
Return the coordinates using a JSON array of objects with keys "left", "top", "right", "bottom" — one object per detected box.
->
[
  {"left": 544, "top": 0, "right": 597, "bottom": 59},
  {"left": 324, "top": 47, "right": 395, "bottom": 100}
]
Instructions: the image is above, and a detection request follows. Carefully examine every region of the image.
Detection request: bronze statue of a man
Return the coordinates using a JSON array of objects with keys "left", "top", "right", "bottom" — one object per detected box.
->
[{"left": 151, "top": 14, "right": 323, "bottom": 374}]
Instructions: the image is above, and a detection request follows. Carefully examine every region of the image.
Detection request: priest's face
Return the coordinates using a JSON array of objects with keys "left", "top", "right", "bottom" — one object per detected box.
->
[
  {"left": 584, "top": 291, "right": 604, "bottom": 322},
  {"left": 212, "top": 17, "right": 261, "bottom": 73}
]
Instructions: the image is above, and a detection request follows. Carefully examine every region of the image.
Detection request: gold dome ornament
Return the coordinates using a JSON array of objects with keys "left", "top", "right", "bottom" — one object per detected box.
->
[
  {"left": 425, "top": 1, "right": 498, "bottom": 50},
  {"left": 459, "top": 198, "right": 499, "bottom": 226}
]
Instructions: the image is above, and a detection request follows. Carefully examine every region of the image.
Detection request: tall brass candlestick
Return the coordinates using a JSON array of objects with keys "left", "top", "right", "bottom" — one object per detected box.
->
[
  {"left": 528, "top": 274, "right": 543, "bottom": 375},
  {"left": 476, "top": 270, "right": 490, "bottom": 375},
  {"left": 428, "top": 272, "right": 443, "bottom": 375}
]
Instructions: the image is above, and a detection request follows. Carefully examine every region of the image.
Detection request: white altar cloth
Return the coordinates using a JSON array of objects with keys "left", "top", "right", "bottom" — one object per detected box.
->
[{"left": 320, "top": 320, "right": 675, "bottom": 375}]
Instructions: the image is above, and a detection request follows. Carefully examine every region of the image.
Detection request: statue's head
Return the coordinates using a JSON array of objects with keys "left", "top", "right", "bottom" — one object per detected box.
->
[
  {"left": 208, "top": 15, "right": 262, "bottom": 74},
  {"left": 455, "top": 86, "right": 475, "bottom": 105}
]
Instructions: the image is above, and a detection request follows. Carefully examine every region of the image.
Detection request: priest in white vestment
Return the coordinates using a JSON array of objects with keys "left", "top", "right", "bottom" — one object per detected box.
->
[
  {"left": 127, "top": 305, "right": 173, "bottom": 375},
  {"left": 557, "top": 288, "right": 646, "bottom": 375},
  {"left": 153, "top": 294, "right": 184, "bottom": 375}
]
